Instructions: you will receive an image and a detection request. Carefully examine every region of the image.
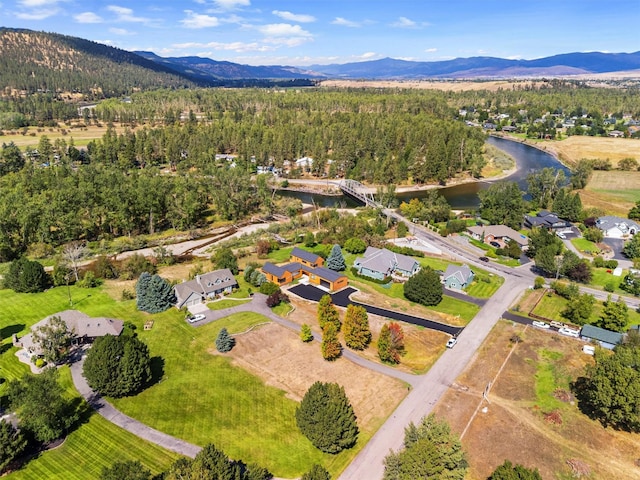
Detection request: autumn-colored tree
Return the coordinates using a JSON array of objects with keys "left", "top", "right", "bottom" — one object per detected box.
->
[
  {"left": 343, "top": 304, "right": 371, "bottom": 350},
  {"left": 378, "top": 322, "right": 405, "bottom": 364},
  {"left": 317, "top": 294, "right": 341, "bottom": 331},
  {"left": 321, "top": 323, "right": 342, "bottom": 361}
]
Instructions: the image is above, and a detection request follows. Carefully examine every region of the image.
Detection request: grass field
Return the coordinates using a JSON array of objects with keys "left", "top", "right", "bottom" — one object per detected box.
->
[
  {"left": 539, "top": 136, "right": 640, "bottom": 167},
  {"left": 570, "top": 237, "right": 600, "bottom": 255},
  {"left": 208, "top": 298, "right": 251, "bottom": 310},
  {"left": 1, "top": 124, "right": 133, "bottom": 150},
  {"left": 8, "top": 369, "right": 180, "bottom": 480},
  {"left": 581, "top": 170, "right": 640, "bottom": 216}
]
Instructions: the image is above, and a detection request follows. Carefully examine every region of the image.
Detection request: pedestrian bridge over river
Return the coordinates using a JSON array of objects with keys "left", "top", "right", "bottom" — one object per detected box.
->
[{"left": 338, "top": 179, "right": 380, "bottom": 208}]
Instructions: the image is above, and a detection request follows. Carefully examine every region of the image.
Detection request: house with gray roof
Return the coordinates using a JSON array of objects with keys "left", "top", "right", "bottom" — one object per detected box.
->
[
  {"left": 595, "top": 216, "right": 639, "bottom": 238},
  {"left": 524, "top": 211, "right": 572, "bottom": 231},
  {"left": 580, "top": 324, "right": 624, "bottom": 350},
  {"left": 353, "top": 246, "right": 421, "bottom": 281},
  {"left": 174, "top": 268, "right": 238, "bottom": 309},
  {"left": 443, "top": 264, "right": 475, "bottom": 290},
  {"left": 15, "top": 310, "right": 124, "bottom": 357}
]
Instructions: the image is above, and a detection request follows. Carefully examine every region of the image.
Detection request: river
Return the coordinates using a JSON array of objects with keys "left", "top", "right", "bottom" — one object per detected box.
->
[{"left": 281, "top": 136, "right": 570, "bottom": 210}]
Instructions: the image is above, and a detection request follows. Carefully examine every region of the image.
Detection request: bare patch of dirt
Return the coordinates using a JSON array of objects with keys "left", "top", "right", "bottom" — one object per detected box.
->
[
  {"left": 219, "top": 322, "right": 407, "bottom": 431},
  {"left": 433, "top": 320, "right": 640, "bottom": 480},
  {"left": 319, "top": 79, "right": 542, "bottom": 92}
]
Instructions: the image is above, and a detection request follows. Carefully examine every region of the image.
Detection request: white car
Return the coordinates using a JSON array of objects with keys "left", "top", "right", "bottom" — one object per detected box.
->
[
  {"left": 446, "top": 337, "right": 458, "bottom": 348},
  {"left": 556, "top": 232, "right": 566, "bottom": 239},
  {"left": 188, "top": 313, "right": 206, "bottom": 323},
  {"left": 558, "top": 327, "right": 580, "bottom": 338},
  {"left": 532, "top": 320, "right": 550, "bottom": 329}
]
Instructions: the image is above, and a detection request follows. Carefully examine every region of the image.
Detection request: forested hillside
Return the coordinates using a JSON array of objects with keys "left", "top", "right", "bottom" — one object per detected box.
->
[{"left": 0, "top": 28, "right": 201, "bottom": 98}]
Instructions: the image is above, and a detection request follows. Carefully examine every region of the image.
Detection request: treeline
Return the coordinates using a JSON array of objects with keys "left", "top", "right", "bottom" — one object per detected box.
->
[{"left": 0, "top": 160, "right": 267, "bottom": 261}]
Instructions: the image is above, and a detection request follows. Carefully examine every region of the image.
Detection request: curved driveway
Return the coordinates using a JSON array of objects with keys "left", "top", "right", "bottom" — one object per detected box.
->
[{"left": 289, "top": 285, "right": 463, "bottom": 336}]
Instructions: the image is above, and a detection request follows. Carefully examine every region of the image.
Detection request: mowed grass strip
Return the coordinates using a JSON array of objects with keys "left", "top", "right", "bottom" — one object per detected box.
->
[
  {"left": 111, "top": 310, "right": 328, "bottom": 477},
  {"left": 7, "top": 368, "right": 180, "bottom": 480}
]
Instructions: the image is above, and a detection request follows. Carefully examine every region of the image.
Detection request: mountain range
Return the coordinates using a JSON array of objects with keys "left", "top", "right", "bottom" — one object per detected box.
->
[{"left": 1, "top": 27, "right": 640, "bottom": 98}]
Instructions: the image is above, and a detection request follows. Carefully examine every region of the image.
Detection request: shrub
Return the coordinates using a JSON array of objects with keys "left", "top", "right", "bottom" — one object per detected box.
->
[
  {"left": 120, "top": 254, "right": 156, "bottom": 279},
  {"left": 385, "top": 244, "right": 425, "bottom": 257},
  {"left": 4, "top": 257, "right": 49, "bottom": 293},
  {"left": 593, "top": 256, "right": 605, "bottom": 268},
  {"left": 300, "top": 324, "right": 314, "bottom": 342},
  {"left": 259, "top": 281, "right": 280, "bottom": 296},
  {"left": 266, "top": 291, "right": 289, "bottom": 308},
  {"left": 604, "top": 281, "right": 616, "bottom": 293},
  {"left": 396, "top": 222, "right": 409, "bottom": 238},
  {"left": 215, "top": 328, "right": 235, "bottom": 353},
  {"left": 77, "top": 270, "right": 102, "bottom": 288},
  {"left": 344, "top": 237, "right": 367, "bottom": 254},
  {"left": 534, "top": 276, "right": 546, "bottom": 289},
  {"left": 350, "top": 267, "right": 392, "bottom": 284},
  {"left": 121, "top": 289, "right": 135, "bottom": 301},
  {"left": 604, "top": 259, "right": 618, "bottom": 269},
  {"left": 404, "top": 267, "right": 443, "bottom": 306}
]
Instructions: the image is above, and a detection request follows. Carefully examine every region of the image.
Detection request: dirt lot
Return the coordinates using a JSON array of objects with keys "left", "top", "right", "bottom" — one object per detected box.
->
[
  {"left": 434, "top": 320, "right": 640, "bottom": 479},
  {"left": 540, "top": 136, "right": 640, "bottom": 167},
  {"left": 221, "top": 322, "right": 408, "bottom": 434}
]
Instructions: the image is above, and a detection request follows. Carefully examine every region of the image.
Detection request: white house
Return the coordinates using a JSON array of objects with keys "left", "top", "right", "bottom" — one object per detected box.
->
[{"left": 595, "top": 216, "right": 639, "bottom": 238}]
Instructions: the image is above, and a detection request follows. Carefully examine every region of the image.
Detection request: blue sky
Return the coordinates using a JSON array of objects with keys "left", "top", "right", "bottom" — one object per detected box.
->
[{"left": 1, "top": 0, "right": 638, "bottom": 66}]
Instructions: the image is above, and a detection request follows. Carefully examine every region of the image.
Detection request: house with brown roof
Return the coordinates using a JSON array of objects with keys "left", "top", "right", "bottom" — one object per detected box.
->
[
  {"left": 15, "top": 310, "right": 124, "bottom": 357},
  {"left": 467, "top": 225, "right": 529, "bottom": 250},
  {"left": 174, "top": 268, "right": 238, "bottom": 309}
]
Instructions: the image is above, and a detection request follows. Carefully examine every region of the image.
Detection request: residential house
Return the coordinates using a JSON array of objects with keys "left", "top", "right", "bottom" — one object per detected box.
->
[
  {"left": 290, "top": 247, "right": 324, "bottom": 268},
  {"left": 467, "top": 225, "right": 529, "bottom": 250},
  {"left": 353, "top": 246, "right": 421, "bottom": 281},
  {"left": 174, "top": 268, "right": 238, "bottom": 308},
  {"left": 580, "top": 324, "right": 624, "bottom": 350},
  {"left": 260, "top": 248, "right": 348, "bottom": 292},
  {"left": 442, "top": 264, "right": 475, "bottom": 290},
  {"left": 595, "top": 216, "right": 639, "bottom": 238},
  {"left": 15, "top": 310, "right": 124, "bottom": 357},
  {"left": 523, "top": 211, "right": 572, "bottom": 231}
]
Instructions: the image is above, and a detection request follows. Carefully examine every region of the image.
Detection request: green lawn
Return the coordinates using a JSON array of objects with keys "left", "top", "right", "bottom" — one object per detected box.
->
[
  {"left": 8, "top": 368, "right": 180, "bottom": 480},
  {"left": 534, "top": 349, "right": 571, "bottom": 412},
  {"left": 110, "top": 309, "right": 357, "bottom": 477},
  {"left": 571, "top": 238, "right": 600, "bottom": 255},
  {"left": 208, "top": 299, "right": 251, "bottom": 310},
  {"left": 589, "top": 268, "right": 630, "bottom": 295}
]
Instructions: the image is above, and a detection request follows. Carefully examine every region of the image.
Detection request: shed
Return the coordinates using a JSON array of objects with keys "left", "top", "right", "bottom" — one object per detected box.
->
[{"left": 580, "top": 324, "right": 624, "bottom": 350}]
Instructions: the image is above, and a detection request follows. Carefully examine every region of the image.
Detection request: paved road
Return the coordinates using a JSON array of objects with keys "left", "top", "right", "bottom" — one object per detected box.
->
[
  {"left": 70, "top": 356, "right": 202, "bottom": 458},
  {"left": 338, "top": 276, "right": 531, "bottom": 480},
  {"left": 289, "top": 285, "right": 463, "bottom": 336}
]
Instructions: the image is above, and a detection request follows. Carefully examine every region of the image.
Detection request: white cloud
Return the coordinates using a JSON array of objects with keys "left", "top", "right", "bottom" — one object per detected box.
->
[
  {"left": 15, "top": 8, "right": 59, "bottom": 19},
  {"left": 392, "top": 17, "right": 415, "bottom": 28},
  {"left": 15, "top": 0, "right": 64, "bottom": 19},
  {"left": 74, "top": 11, "right": 103, "bottom": 23},
  {"left": 109, "top": 27, "right": 134, "bottom": 35},
  {"left": 272, "top": 10, "right": 315, "bottom": 23},
  {"left": 181, "top": 10, "right": 220, "bottom": 28},
  {"left": 425, "top": 48, "right": 437, "bottom": 53},
  {"left": 258, "top": 23, "right": 313, "bottom": 47},
  {"left": 213, "top": 0, "right": 250, "bottom": 10},
  {"left": 18, "top": 0, "right": 60, "bottom": 6},
  {"left": 358, "top": 52, "right": 377, "bottom": 59},
  {"left": 331, "top": 17, "right": 360, "bottom": 28},
  {"left": 106, "top": 5, "right": 149, "bottom": 23},
  {"left": 172, "top": 40, "right": 274, "bottom": 53}
]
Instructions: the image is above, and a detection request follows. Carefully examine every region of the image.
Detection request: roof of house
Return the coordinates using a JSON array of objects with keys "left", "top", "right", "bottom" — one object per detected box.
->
[
  {"left": 291, "top": 247, "right": 322, "bottom": 264},
  {"left": 443, "top": 264, "right": 474, "bottom": 284},
  {"left": 261, "top": 262, "right": 302, "bottom": 277},
  {"left": 580, "top": 324, "right": 624, "bottom": 345},
  {"left": 596, "top": 216, "right": 640, "bottom": 233},
  {"left": 174, "top": 268, "right": 238, "bottom": 305},
  {"left": 467, "top": 225, "right": 529, "bottom": 247},
  {"left": 309, "top": 266, "right": 346, "bottom": 283},
  {"left": 524, "top": 211, "right": 571, "bottom": 228},
  {"left": 354, "top": 246, "right": 418, "bottom": 275}
]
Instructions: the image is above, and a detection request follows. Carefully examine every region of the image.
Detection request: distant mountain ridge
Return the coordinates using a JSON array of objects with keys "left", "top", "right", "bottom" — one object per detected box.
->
[{"left": 307, "top": 51, "right": 640, "bottom": 79}]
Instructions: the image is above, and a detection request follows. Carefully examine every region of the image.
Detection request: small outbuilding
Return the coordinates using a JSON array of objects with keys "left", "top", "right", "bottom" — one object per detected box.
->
[{"left": 580, "top": 324, "right": 624, "bottom": 350}]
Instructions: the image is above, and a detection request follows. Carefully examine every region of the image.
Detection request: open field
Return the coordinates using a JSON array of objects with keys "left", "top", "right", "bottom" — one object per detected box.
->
[
  {"left": 540, "top": 136, "right": 640, "bottom": 167},
  {"left": 320, "top": 79, "right": 542, "bottom": 92},
  {"left": 0, "top": 124, "right": 133, "bottom": 149},
  {"left": 580, "top": 170, "right": 640, "bottom": 216},
  {"left": 433, "top": 320, "right": 640, "bottom": 480}
]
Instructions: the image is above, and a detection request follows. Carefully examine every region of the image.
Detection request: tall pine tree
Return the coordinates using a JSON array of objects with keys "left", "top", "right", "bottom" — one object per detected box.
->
[
  {"left": 136, "top": 273, "right": 176, "bottom": 313},
  {"left": 326, "top": 244, "right": 346, "bottom": 271},
  {"left": 343, "top": 304, "right": 371, "bottom": 350}
]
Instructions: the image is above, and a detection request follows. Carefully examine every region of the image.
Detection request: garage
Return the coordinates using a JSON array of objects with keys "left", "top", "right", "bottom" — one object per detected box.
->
[{"left": 320, "top": 279, "right": 330, "bottom": 289}]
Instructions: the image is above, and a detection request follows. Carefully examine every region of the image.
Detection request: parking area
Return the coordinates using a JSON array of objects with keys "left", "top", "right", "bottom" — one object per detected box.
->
[{"left": 603, "top": 237, "right": 627, "bottom": 261}]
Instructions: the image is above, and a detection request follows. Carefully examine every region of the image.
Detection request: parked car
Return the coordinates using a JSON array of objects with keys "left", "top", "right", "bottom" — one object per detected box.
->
[
  {"left": 446, "top": 337, "right": 458, "bottom": 348},
  {"left": 188, "top": 313, "right": 206, "bottom": 323},
  {"left": 490, "top": 241, "right": 501, "bottom": 248},
  {"left": 556, "top": 232, "right": 566, "bottom": 239},
  {"left": 532, "top": 320, "right": 550, "bottom": 329},
  {"left": 479, "top": 256, "right": 489, "bottom": 262}
]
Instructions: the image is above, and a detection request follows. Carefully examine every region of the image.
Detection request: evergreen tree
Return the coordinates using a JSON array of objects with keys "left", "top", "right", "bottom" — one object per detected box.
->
[
  {"left": 378, "top": 324, "right": 394, "bottom": 363},
  {"left": 488, "top": 460, "right": 542, "bottom": 480},
  {"left": 317, "top": 294, "right": 341, "bottom": 331},
  {"left": 404, "top": 267, "right": 443, "bottom": 306},
  {"left": 4, "top": 257, "right": 49, "bottom": 293},
  {"left": 83, "top": 335, "right": 152, "bottom": 398},
  {"left": 295, "top": 382, "right": 358, "bottom": 453},
  {"left": 326, "top": 244, "right": 346, "bottom": 271},
  {"left": 300, "top": 324, "right": 314, "bottom": 342},
  {"left": 597, "top": 295, "right": 629, "bottom": 332},
  {"left": 212, "top": 247, "right": 239, "bottom": 275},
  {"left": 383, "top": 414, "right": 467, "bottom": 480},
  {"left": 0, "top": 420, "right": 27, "bottom": 474},
  {"left": 136, "top": 273, "right": 176, "bottom": 313},
  {"left": 321, "top": 323, "right": 341, "bottom": 361},
  {"left": 215, "top": 327, "right": 235, "bottom": 353},
  {"left": 343, "top": 304, "right": 371, "bottom": 350},
  {"left": 301, "top": 464, "right": 331, "bottom": 480}
]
